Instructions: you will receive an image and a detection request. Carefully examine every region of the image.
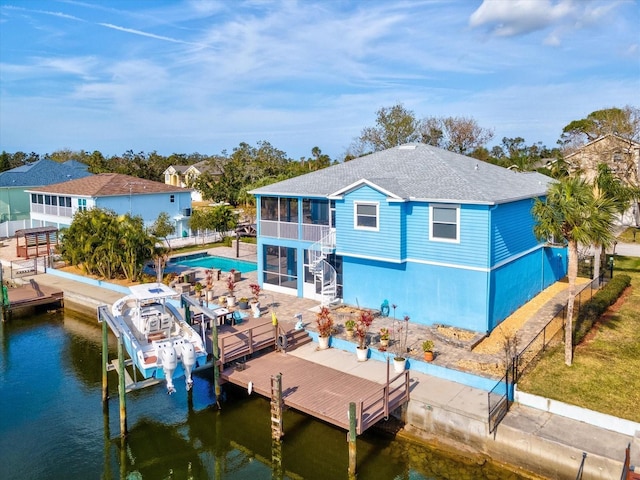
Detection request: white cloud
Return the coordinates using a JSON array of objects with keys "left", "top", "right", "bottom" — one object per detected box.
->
[{"left": 469, "top": 0, "right": 575, "bottom": 37}]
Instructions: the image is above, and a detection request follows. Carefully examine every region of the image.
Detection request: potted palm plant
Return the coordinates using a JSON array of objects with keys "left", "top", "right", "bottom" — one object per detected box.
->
[
  {"left": 315, "top": 306, "right": 333, "bottom": 350},
  {"left": 422, "top": 339, "right": 435, "bottom": 362},
  {"left": 344, "top": 318, "right": 356, "bottom": 339},
  {"left": 379, "top": 327, "right": 390, "bottom": 348},
  {"left": 355, "top": 310, "right": 374, "bottom": 362},
  {"left": 194, "top": 282, "right": 203, "bottom": 298}
]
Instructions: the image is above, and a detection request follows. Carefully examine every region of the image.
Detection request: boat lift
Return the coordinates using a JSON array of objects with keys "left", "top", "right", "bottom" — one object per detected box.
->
[{"left": 98, "top": 294, "right": 222, "bottom": 437}]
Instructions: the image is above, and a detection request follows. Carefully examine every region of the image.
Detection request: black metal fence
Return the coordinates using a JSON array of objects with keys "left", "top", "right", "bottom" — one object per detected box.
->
[
  {"left": 488, "top": 367, "right": 512, "bottom": 434},
  {"left": 10, "top": 257, "right": 48, "bottom": 278},
  {"left": 487, "top": 276, "right": 603, "bottom": 432}
]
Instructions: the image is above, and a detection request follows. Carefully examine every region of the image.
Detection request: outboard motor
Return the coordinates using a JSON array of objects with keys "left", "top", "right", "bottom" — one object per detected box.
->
[
  {"left": 181, "top": 342, "right": 196, "bottom": 391},
  {"left": 158, "top": 343, "right": 177, "bottom": 394}
]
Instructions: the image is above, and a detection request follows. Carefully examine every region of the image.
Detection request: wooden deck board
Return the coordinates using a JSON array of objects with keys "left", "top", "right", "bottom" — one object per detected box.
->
[
  {"left": 221, "top": 350, "right": 408, "bottom": 433},
  {"left": 5, "top": 280, "right": 63, "bottom": 312}
]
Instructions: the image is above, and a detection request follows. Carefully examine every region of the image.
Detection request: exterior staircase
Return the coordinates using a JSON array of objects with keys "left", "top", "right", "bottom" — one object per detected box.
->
[{"left": 309, "top": 230, "right": 338, "bottom": 306}]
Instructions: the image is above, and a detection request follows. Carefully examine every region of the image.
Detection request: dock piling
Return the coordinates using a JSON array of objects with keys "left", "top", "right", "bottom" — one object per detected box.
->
[
  {"left": 270, "top": 373, "right": 283, "bottom": 440},
  {"left": 102, "top": 315, "right": 109, "bottom": 405},
  {"left": 348, "top": 402, "right": 357, "bottom": 478},
  {"left": 117, "top": 336, "right": 128, "bottom": 437}
]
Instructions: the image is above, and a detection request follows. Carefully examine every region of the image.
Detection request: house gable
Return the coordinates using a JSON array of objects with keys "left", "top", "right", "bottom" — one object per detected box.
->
[
  {"left": 335, "top": 184, "right": 404, "bottom": 262},
  {"left": 565, "top": 134, "right": 640, "bottom": 185}
]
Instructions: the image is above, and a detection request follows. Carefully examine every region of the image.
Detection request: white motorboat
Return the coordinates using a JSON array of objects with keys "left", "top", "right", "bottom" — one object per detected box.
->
[{"left": 111, "top": 283, "right": 207, "bottom": 394}]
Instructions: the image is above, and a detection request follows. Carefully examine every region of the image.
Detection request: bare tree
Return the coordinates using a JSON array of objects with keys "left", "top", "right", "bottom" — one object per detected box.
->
[
  {"left": 347, "top": 103, "right": 421, "bottom": 158},
  {"left": 420, "top": 115, "right": 494, "bottom": 155}
]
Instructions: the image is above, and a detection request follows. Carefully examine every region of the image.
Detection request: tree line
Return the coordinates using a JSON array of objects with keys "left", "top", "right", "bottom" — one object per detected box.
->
[{"left": 2, "top": 104, "right": 637, "bottom": 207}]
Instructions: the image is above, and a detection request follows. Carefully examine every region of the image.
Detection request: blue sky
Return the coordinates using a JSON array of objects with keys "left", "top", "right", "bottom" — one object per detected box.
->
[{"left": 1, "top": 0, "right": 638, "bottom": 160}]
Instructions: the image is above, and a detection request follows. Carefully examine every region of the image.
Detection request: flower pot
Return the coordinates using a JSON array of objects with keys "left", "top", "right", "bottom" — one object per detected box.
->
[
  {"left": 251, "top": 301, "right": 261, "bottom": 318},
  {"left": 356, "top": 346, "right": 368, "bottom": 362},
  {"left": 380, "top": 338, "right": 389, "bottom": 348},
  {"left": 206, "top": 290, "right": 214, "bottom": 302},
  {"left": 346, "top": 329, "right": 354, "bottom": 340},
  {"left": 393, "top": 357, "right": 406, "bottom": 373},
  {"left": 424, "top": 351, "right": 434, "bottom": 362},
  {"left": 238, "top": 300, "right": 249, "bottom": 309},
  {"left": 226, "top": 296, "right": 236, "bottom": 308},
  {"left": 318, "top": 335, "right": 330, "bottom": 350}
]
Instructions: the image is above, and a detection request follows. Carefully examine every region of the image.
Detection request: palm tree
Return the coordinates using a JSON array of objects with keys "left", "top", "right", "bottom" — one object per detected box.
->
[
  {"left": 591, "top": 164, "right": 635, "bottom": 279},
  {"left": 532, "top": 177, "right": 616, "bottom": 366}
]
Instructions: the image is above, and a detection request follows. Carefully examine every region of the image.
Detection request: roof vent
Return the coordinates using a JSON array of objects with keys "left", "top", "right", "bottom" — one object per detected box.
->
[{"left": 398, "top": 144, "right": 417, "bottom": 150}]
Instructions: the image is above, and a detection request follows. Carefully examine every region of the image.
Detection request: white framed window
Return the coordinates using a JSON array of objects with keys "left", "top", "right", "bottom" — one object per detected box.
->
[
  {"left": 430, "top": 205, "right": 459, "bottom": 242},
  {"left": 78, "top": 198, "right": 87, "bottom": 212},
  {"left": 354, "top": 202, "right": 379, "bottom": 230}
]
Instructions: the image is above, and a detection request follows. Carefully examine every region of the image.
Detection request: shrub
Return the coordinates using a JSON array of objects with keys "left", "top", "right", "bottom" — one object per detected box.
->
[{"left": 574, "top": 274, "right": 631, "bottom": 344}]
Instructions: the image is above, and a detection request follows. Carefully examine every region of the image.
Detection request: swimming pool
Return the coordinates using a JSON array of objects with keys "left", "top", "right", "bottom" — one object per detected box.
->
[{"left": 172, "top": 254, "right": 257, "bottom": 272}]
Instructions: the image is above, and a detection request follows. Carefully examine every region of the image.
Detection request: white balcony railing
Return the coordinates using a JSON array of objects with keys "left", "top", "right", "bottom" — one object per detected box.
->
[{"left": 260, "top": 221, "right": 334, "bottom": 245}]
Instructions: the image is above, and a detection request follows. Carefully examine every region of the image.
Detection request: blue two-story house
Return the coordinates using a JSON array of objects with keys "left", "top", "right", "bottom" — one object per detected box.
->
[
  {"left": 26, "top": 173, "right": 193, "bottom": 238},
  {"left": 250, "top": 143, "right": 567, "bottom": 334}
]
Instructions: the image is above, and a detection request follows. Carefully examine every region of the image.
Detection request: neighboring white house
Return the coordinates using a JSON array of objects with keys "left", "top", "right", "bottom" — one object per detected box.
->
[
  {"left": 163, "top": 160, "right": 221, "bottom": 202},
  {"left": 26, "top": 173, "right": 193, "bottom": 238}
]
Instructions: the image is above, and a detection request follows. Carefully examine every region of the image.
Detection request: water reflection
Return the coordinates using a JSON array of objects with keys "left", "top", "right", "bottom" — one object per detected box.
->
[{"left": 0, "top": 311, "right": 533, "bottom": 480}]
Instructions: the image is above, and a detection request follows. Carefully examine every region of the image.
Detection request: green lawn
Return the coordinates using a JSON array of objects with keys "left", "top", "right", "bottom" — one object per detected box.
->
[
  {"left": 617, "top": 226, "right": 640, "bottom": 243},
  {"left": 517, "top": 255, "right": 640, "bottom": 422}
]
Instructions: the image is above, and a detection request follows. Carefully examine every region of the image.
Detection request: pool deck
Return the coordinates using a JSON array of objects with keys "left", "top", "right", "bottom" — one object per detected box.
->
[{"left": 160, "top": 246, "right": 262, "bottom": 303}]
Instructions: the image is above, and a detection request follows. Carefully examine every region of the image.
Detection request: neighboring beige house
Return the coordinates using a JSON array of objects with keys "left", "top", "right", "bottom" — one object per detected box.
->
[
  {"left": 163, "top": 160, "right": 221, "bottom": 203},
  {"left": 565, "top": 134, "right": 640, "bottom": 225}
]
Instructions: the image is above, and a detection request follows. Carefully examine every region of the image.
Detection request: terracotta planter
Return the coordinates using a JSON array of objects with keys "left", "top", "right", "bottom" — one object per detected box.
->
[{"left": 424, "top": 351, "right": 434, "bottom": 362}]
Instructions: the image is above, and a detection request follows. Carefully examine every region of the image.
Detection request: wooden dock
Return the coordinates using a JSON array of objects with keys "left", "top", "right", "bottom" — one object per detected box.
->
[
  {"left": 220, "top": 349, "right": 410, "bottom": 435},
  {"left": 3, "top": 279, "right": 63, "bottom": 319}
]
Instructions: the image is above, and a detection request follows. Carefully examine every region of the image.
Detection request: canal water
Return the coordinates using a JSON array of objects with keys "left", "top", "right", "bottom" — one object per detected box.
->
[{"left": 0, "top": 311, "right": 532, "bottom": 480}]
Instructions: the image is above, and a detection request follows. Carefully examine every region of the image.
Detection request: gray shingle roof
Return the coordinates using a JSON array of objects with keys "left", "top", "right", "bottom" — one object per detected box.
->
[
  {"left": 0, "top": 159, "right": 92, "bottom": 187},
  {"left": 250, "top": 143, "right": 553, "bottom": 204}
]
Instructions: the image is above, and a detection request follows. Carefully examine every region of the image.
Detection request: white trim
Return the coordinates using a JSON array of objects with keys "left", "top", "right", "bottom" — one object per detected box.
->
[
  {"left": 429, "top": 204, "right": 460, "bottom": 243},
  {"left": 335, "top": 251, "right": 552, "bottom": 273},
  {"left": 491, "top": 244, "right": 543, "bottom": 270},
  {"left": 336, "top": 251, "right": 404, "bottom": 264},
  {"left": 331, "top": 179, "right": 402, "bottom": 199},
  {"left": 262, "top": 282, "right": 297, "bottom": 296},
  {"left": 353, "top": 201, "right": 379, "bottom": 231},
  {"left": 405, "top": 257, "right": 489, "bottom": 272},
  {"left": 335, "top": 251, "right": 489, "bottom": 272}
]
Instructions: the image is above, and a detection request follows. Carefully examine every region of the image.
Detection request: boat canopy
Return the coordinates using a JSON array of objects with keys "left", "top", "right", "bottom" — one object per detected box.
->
[{"left": 128, "top": 283, "right": 178, "bottom": 301}]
